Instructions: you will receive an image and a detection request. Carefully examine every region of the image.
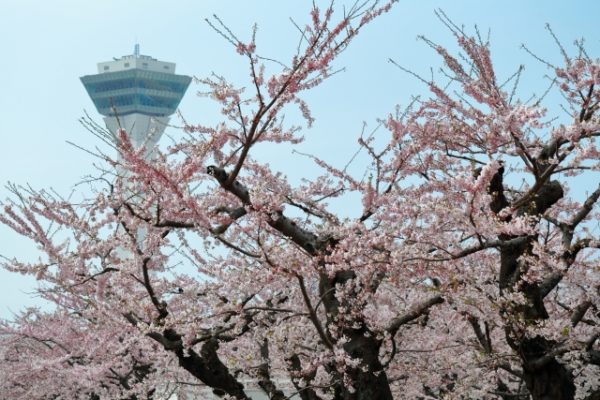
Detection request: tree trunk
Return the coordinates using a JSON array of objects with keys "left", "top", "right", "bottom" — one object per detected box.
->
[
  {"left": 521, "top": 336, "right": 575, "bottom": 400},
  {"left": 160, "top": 330, "right": 249, "bottom": 400},
  {"left": 338, "top": 329, "right": 393, "bottom": 400}
]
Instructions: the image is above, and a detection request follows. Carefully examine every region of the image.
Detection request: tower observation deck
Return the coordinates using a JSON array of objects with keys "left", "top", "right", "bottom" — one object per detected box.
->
[{"left": 81, "top": 45, "right": 191, "bottom": 154}]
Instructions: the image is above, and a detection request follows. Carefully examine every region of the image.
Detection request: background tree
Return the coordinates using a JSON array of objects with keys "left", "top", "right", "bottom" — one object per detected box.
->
[{"left": 0, "top": 307, "right": 176, "bottom": 400}]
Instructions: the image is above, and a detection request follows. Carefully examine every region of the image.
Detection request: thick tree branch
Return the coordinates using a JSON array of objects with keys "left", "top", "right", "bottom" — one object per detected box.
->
[
  {"left": 141, "top": 257, "right": 168, "bottom": 322},
  {"left": 123, "top": 313, "right": 249, "bottom": 399},
  {"left": 208, "top": 165, "right": 322, "bottom": 255},
  {"left": 386, "top": 295, "right": 444, "bottom": 336},
  {"left": 527, "top": 343, "right": 571, "bottom": 371},
  {"left": 465, "top": 313, "right": 492, "bottom": 354},
  {"left": 570, "top": 184, "right": 600, "bottom": 229},
  {"left": 256, "top": 338, "right": 286, "bottom": 400},
  {"left": 297, "top": 275, "right": 333, "bottom": 349},
  {"left": 286, "top": 354, "right": 322, "bottom": 400},
  {"left": 571, "top": 300, "right": 592, "bottom": 327}
]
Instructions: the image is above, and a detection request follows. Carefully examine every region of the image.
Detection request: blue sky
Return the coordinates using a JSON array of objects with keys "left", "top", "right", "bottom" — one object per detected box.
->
[{"left": 1, "top": 0, "right": 599, "bottom": 318}]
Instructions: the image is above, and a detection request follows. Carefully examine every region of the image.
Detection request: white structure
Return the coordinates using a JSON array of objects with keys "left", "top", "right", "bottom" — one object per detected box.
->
[
  {"left": 175, "top": 381, "right": 296, "bottom": 400},
  {"left": 81, "top": 45, "right": 191, "bottom": 156},
  {"left": 97, "top": 44, "right": 176, "bottom": 74}
]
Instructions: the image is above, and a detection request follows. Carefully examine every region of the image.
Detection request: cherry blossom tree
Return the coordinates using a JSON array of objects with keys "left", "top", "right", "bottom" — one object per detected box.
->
[
  {"left": 0, "top": 306, "right": 182, "bottom": 400},
  {"left": 1, "top": 2, "right": 599, "bottom": 400},
  {"left": 381, "top": 15, "right": 600, "bottom": 399}
]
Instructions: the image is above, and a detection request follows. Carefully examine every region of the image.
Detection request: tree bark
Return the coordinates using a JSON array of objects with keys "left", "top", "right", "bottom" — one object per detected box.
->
[
  {"left": 488, "top": 167, "right": 575, "bottom": 399},
  {"left": 339, "top": 328, "right": 393, "bottom": 400},
  {"left": 521, "top": 337, "right": 575, "bottom": 400}
]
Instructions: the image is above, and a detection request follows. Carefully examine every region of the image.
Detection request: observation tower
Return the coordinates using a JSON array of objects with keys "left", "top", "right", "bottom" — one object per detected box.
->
[{"left": 81, "top": 45, "right": 191, "bottom": 156}]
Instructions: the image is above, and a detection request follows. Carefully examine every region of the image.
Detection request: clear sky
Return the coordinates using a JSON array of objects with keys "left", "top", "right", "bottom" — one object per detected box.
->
[{"left": 1, "top": 0, "right": 599, "bottom": 318}]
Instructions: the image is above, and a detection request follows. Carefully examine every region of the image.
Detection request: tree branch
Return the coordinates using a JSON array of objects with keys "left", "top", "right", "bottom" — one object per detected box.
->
[
  {"left": 207, "top": 165, "right": 322, "bottom": 255},
  {"left": 386, "top": 295, "right": 444, "bottom": 336},
  {"left": 297, "top": 275, "right": 333, "bottom": 349}
]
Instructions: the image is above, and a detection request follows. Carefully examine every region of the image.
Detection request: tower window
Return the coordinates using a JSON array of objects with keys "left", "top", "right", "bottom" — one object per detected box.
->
[{"left": 124, "top": 62, "right": 130, "bottom": 67}]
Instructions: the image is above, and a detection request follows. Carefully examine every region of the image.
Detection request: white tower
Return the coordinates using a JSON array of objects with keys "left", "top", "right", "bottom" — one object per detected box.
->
[
  {"left": 81, "top": 46, "right": 193, "bottom": 293},
  {"left": 81, "top": 45, "right": 191, "bottom": 157}
]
